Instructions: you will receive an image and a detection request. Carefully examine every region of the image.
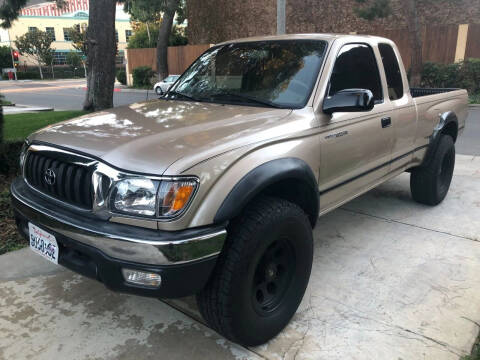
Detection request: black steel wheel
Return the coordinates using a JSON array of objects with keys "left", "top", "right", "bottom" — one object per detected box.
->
[
  {"left": 411, "top": 134, "right": 455, "bottom": 205},
  {"left": 196, "top": 196, "right": 313, "bottom": 346}
]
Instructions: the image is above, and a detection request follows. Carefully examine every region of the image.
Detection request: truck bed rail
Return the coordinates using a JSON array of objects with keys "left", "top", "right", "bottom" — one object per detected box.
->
[{"left": 410, "top": 88, "right": 459, "bottom": 98}]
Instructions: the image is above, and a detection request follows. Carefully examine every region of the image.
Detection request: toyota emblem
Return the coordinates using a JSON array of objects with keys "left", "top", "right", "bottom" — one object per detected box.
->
[{"left": 44, "top": 168, "right": 56, "bottom": 186}]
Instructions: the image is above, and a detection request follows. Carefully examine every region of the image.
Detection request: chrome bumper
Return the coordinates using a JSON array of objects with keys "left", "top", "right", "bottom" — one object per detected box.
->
[{"left": 11, "top": 178, "right": 227, "bottom": 266}]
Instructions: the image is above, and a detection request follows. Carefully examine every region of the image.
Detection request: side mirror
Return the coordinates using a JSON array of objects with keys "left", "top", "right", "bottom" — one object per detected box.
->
[{"left": 323, "top": 89, "right": 374, "bottom": 115}]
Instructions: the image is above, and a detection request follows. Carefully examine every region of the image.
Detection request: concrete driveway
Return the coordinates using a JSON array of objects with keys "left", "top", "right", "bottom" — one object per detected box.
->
[{"left": 1, "top": 154, "right": 479, "bottom": 360}]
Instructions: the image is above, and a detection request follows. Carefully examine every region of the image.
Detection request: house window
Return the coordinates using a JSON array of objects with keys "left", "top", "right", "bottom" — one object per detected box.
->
[
  {"left": 115, "top": 30, "right": 119, "bottom": 42},
  {"left": 125, "top": 30, "right": 132, "bottom": 42},
  {"left": 63, "top": 28, "right": 72, "bottom": 41},
  {"left": 53, "top": 51, "right": 69, "bottom": 65},
  {"left": 46, "top": 27, "right": 56, "bottom": 41},
  {"left": 28, "top": 27, "right": 38, "bottom": 32}
]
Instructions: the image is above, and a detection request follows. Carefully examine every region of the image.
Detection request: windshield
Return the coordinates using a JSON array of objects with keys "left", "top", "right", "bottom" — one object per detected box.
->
[
  {"left": 170, "top": 40, "right": 328, "bottom": 109},
  {"left": 165, "top": 75, "right": 178, "bottom": 82}
]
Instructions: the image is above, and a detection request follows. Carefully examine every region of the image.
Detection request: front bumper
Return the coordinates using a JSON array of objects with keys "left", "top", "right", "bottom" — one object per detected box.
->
[{"left": 11, "top": 178, "right": 227, "bottom": 298}]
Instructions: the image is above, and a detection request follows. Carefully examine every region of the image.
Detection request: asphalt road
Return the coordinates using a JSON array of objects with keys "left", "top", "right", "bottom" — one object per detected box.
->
[
  {"left": 457, "top": 107, "right": 480, "bottom": 156},
  {"left": 0, "top": 79, "right": 155, "bottom": 110}
]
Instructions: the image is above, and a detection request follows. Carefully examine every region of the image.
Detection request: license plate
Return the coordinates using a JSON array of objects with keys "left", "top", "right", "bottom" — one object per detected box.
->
[{"left": 29, "top": 223, "right": 59, "bottom": 265}]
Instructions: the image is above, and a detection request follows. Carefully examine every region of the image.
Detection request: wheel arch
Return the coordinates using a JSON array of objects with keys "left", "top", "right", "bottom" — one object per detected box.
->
[
  {"left": 422, "top": 111, "right": 458, "bottom": 167},
  {"left": 213, "top": 158, "right": 319, "bottom": 227}
]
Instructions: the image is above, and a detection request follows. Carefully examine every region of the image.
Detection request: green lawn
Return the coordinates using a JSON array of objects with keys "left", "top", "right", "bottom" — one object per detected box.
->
[{"left": 4, "top": 110, "right": 87, "bottom": 142}]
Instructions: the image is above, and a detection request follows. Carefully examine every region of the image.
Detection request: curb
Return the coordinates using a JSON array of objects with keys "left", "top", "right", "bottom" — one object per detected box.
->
[
  {"left": 468, "top": 104, "right": 480, "bottom": 108},
  {"left": 78, "top": 86, "right": 152, "bottom": 94}
]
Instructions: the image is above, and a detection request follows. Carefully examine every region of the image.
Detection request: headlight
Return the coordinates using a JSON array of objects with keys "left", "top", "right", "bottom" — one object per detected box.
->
[
  {"left": 19, "top": 141, "right": 28, "bottom": 171},
  {"left": 110, "top": 177, "right": 198, "bottom": 218},
  {"left": 112, "top": 178, "right": 159, "bottom": 216}
]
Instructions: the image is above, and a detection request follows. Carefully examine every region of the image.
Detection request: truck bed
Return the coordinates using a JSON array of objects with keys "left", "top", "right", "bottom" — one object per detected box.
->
[{"left": 410, "top": 88, "right": 459, "bottom": 98}]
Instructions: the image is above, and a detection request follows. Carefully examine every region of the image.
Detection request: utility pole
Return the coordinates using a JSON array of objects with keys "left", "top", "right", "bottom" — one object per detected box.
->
[{"left": 277, "top": 0, "right": 286, "bottom": 35}]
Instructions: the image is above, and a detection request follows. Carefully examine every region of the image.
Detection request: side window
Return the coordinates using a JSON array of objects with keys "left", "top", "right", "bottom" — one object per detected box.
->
[
  {"left": 328, "top": 44, "right": 383, "bottom": 103},
  {"left": 378, "top": 43, "right": 404, "bottom": 100}
]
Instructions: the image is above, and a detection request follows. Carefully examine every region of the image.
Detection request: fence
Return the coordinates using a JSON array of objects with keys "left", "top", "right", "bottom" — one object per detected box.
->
[
  {"left": 125, "top": 44, "right": 211, "bottom": 85},
  {"left": 363, "top": 23, "right": 478, "bottom": 70}
]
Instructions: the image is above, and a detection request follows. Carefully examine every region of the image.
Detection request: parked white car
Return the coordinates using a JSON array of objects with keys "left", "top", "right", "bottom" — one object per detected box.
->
[{"left": 153, "top": 75, "right": 180, "bottom": 95}]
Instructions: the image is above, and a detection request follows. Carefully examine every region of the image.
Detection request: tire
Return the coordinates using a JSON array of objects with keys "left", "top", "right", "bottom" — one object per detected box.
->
[
  {"left": 196, "top": 196, "right": 313, "bottom": 346},
  {"left": 410, "top": 135, "right": 455, "bottom": 206},
  {"left": 155, "top": 87, "right": 163, "bottom": 95}
]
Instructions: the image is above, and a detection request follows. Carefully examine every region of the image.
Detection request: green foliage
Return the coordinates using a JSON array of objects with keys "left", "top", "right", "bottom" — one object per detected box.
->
[
  {"left": 132, "top": 66, "right": 154, "bottom": 87},
  {"left": 354, "top": 0, "right": 392, "bottom": 20},
  {"left": 421, "top": 58, "right": 480, "bottom": 95},
  {"left": 127, "top": 23, "right": 159, "bottom": 48},
  {"left": 66, "top": 25, "right": 88, "bottom": 56},
  {"left": 66, "top": 51, "right": 82, "bottom": 68},
  {"left": 116, "top": 68, "right": 127, "bottom": 85},
  {"left": 14, "top": 29, "right": 55, "bottom": 72},
  {"left": 0, "top": 46, "right": 13, "bottom": 69},
  {"left": 123, "top": 0, "right": 186, "bottom": 24},
  {"left": 127, "top": 24, "right": 187, "bottom": 48}
]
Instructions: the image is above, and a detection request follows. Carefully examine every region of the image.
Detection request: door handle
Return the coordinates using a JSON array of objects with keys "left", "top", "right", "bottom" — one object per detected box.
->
[{"left": 381, "top": 117, "right": 392, "bottom": 128}]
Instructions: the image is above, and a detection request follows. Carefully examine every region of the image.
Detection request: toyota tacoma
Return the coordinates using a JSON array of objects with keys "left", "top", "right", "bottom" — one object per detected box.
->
[{"left": 12, "top": 34, "right": 468, "bottom": 346}]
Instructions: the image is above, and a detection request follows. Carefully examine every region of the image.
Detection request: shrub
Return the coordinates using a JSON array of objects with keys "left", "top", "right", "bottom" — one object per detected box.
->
[
  {"left": 421, "top": 58, "right": 480, "bottom": 95},
  {"left": 0, "top": 141, "right": 23, "bottom": 175},
  {"left": 132, "top": 66, "right": 154, "bottom": 88},
  {"left": 116, "top": 69, "right": 127, "bottom": 85}
]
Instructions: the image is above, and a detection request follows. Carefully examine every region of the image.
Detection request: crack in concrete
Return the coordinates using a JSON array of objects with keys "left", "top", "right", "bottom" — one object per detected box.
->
[
  {"left": 340, "top": 207, "right": 480, "bottom": 243},
  {"left": 320, "top": 295, "right": 464, "bottom": 357},
  {"left": 461, "top": 316, "right": 480, "bottom": 328}
]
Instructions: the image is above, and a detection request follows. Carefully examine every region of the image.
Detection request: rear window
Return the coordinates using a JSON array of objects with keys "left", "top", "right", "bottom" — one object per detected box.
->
[{"left": 379, "top": 43, "right": 404, "bottom": 100}]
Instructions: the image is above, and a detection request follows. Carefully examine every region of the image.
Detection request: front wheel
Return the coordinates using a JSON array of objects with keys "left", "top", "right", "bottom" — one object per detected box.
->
[
  {"left": 155, "top": 87, "right": 163, "bottom": 95},
  {"left": 410, "top": 134, "right": 455, "bottom": 205},
  {"left": 196, "top": 196, "right": 313, "bottom": 346}
]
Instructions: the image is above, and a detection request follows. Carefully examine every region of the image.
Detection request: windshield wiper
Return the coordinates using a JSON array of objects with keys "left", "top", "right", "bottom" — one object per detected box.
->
[
  {"left": 207, "top": 92, "right": 287, "bottom": 109},
  {"left": 167, "top": 90, "right": 201, "bottom": 102}
]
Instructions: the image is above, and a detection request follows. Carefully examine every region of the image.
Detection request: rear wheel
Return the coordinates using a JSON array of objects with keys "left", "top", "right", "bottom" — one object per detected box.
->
[
  {"left": 196, "top": 196, "right": 313, "bottom": 346},
  {"left": 410, "top": 135, "right": 455, "bottom": 205}
]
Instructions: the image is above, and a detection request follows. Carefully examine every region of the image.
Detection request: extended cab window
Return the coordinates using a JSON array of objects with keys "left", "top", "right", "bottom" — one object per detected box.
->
[
  {"left": 328, "top": 44, "right": 383, "bottom": 103},
  {"left": 172, "top": 40, "right": 328, "bottom": 109},
  {"left": 379, "top": 43, "right": 404, "bottom": 100}
]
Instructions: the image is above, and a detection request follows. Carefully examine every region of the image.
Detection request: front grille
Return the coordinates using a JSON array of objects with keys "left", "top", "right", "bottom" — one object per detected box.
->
[{"left": 25, "top": 151, "right": 93, "bottom": 209}]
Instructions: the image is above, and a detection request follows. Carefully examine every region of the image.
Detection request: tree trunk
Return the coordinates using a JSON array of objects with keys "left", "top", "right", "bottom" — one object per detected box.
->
[
  {"left": 156, "top": 0, "right": 178, "bottom": 81},
  {"left": 38, "top": 62, "right": 43, "bottom": 80},
  {"left": 146, "top": 22, "right": 151, "bottom": 47},
  {"left": 404, "top": 0, "right": 423, "bottom": 87},
  {"left": 0, "top": 105, "right": 3, "bottom": 146},
  {"left": 83, "top": 0, "right": 117, "bottom": 111}
]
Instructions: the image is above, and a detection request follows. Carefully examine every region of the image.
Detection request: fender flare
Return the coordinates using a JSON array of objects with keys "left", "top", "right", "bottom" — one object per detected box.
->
[
  {"left": 422, "top": 111, "right": 458, "bottom": 167},
  {"left": 213, "top": 158, "right": 319, "bottom": 226}
]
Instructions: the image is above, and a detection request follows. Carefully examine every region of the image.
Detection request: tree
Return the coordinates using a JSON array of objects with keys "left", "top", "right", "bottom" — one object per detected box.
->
[
  {"left": 83, "top": 0, "right": 117, "bottom": 111},
  {"left": 14, "top": 29, "right": 55, "bottom": 80},
  {"left": 66, "top": 51, "right": 81, "bottom": 77},
  {"left": 124, "top": 0, "right": 185, "bottom": 80},
  {"left": 127, "top": 23, "right": 187, "bottom": 48},
  {"left": 66, "top": 25, "right": 88, "bottom": 77},
  {"left": 354, "top": 0, "right": 424, "bottom": 86},
  {"left": 0, "top": 45, "right": 13, "bottom": 69}
]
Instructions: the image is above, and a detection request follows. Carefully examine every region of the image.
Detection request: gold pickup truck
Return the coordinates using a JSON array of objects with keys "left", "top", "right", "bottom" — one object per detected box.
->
[{"left": 11, "top": 34, "right": 468, "bottom": 346}]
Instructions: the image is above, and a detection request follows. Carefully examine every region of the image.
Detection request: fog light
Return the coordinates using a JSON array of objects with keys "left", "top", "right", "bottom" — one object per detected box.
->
[{"left": 122, "top": 269, "right": 162, "bottom": 287}]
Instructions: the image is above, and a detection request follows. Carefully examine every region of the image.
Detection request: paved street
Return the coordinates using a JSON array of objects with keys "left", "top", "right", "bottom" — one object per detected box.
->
[
  {"left": 1, "top": 155, "right": 479, "bottom": 360},
  {"left": 0, "top": 79, "right": 154, "bottom": 110}
]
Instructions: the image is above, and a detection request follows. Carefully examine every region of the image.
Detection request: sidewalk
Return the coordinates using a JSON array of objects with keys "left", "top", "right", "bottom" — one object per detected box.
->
[
  {"left": 1, "top": 155, "right": 479, "bottom": 359},
  {"left": 3, "top": 104, "right": 53, "bottom": 114}
]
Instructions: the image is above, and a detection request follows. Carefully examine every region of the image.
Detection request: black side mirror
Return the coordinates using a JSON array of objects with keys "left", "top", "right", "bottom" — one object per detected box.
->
[{"left": 323, "top": 89, "right": 374, "bottom": 115}]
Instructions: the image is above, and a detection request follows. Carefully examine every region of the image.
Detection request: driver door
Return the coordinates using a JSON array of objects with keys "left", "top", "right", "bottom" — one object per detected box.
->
[{"left": 319, "top": 43, "right": 394, "bottom": 212}]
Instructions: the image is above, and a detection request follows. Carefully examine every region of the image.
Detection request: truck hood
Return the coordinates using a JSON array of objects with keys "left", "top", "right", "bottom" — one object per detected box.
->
[{"left": 29, "top": 100, "right": 292, "bottom": 174}]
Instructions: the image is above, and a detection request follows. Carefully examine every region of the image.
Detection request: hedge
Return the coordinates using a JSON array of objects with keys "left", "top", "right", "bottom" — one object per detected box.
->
[
  {"left": 421, "top": 58, "right": 480, "bottom": 95},
  {"left": 116, "top": 69, "right": 127, "bottom": 85},
  {"left": 132, "top": 66, "right": 154, "bottom": 88}
]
